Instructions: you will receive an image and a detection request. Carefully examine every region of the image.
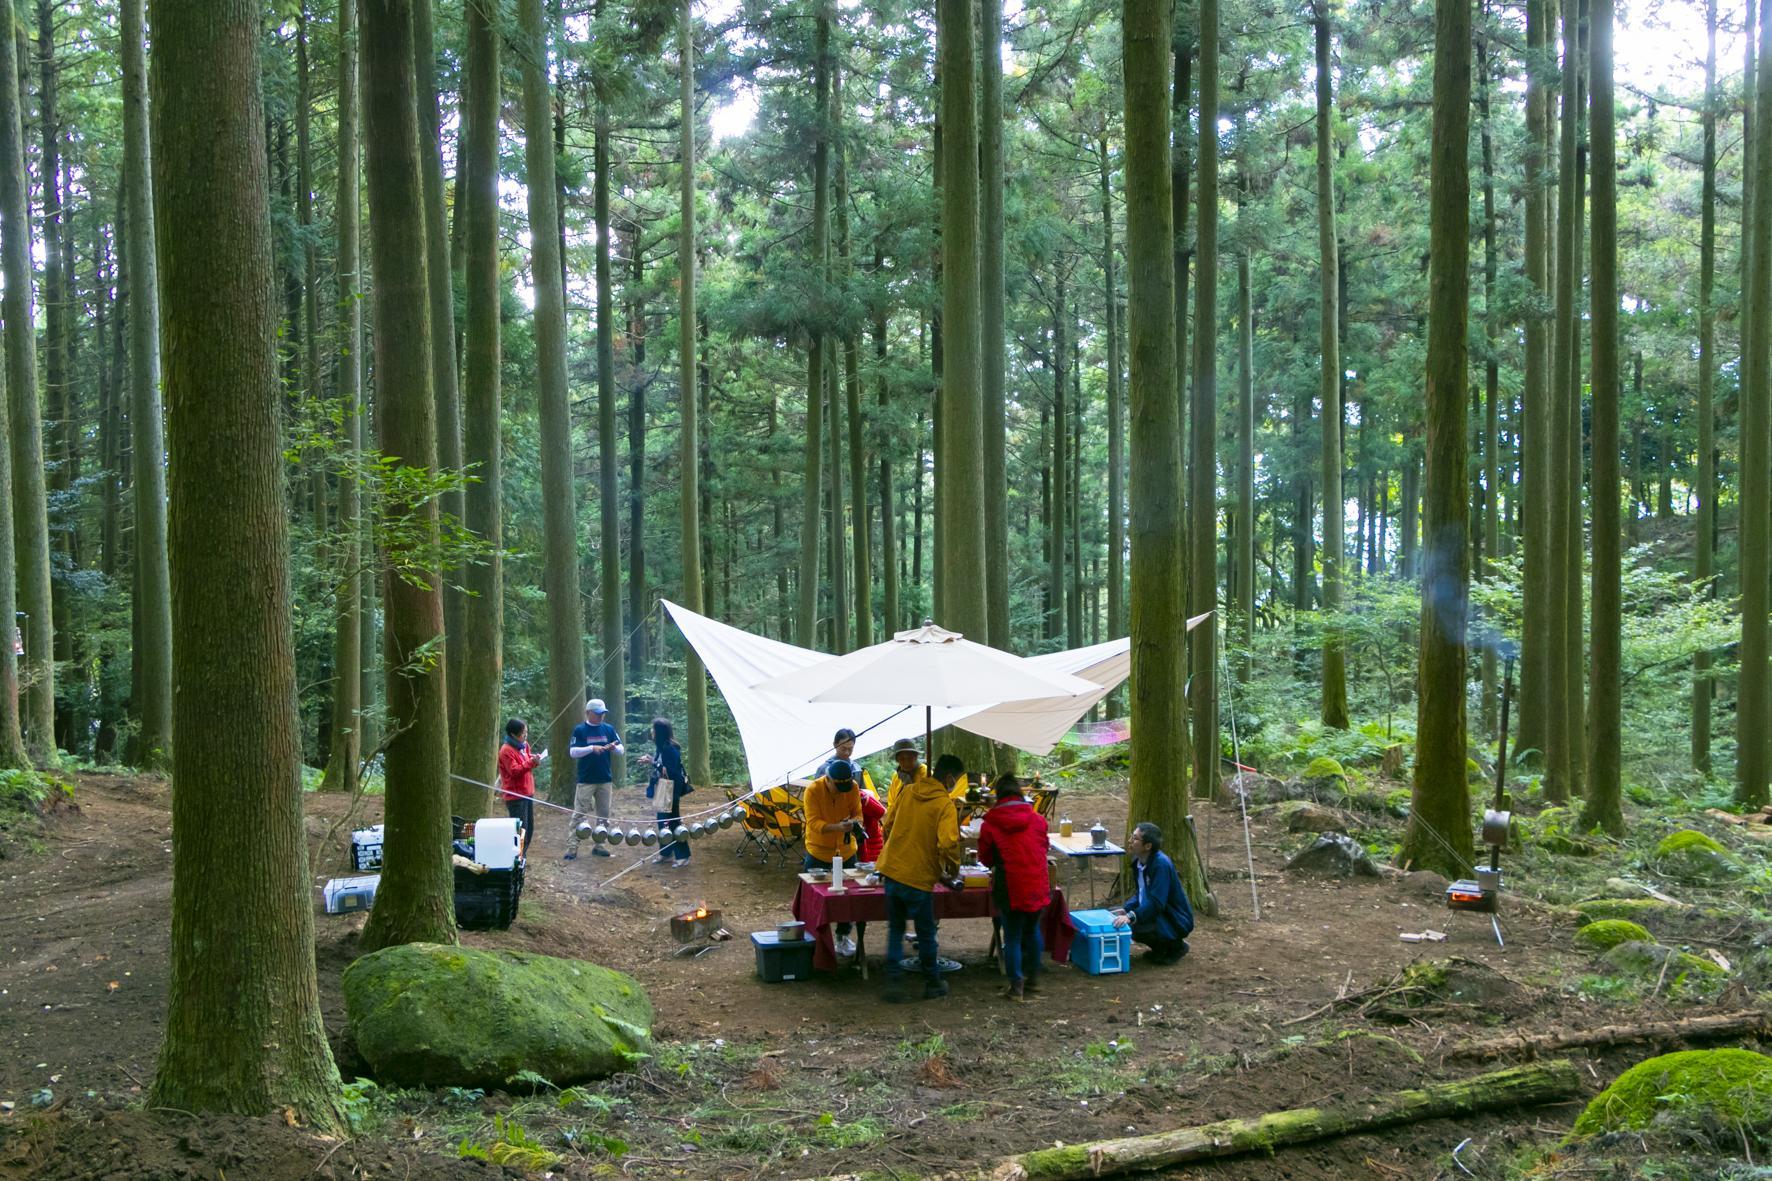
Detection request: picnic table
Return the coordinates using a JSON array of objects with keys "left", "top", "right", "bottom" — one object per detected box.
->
[
  {"left": 791, "top": 879, "right": 1075, "bottom": 974},
  {"left": 1048, "top": 832, "right": 1125, "bottom": 906}
]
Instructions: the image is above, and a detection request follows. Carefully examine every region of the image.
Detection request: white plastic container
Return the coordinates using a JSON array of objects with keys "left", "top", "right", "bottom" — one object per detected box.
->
[
  {"left": 323, "top": 873, "right": 380, "bottom": 914},
  {"left": 474, "top": 817, "right": 521, "bottom": 869}
]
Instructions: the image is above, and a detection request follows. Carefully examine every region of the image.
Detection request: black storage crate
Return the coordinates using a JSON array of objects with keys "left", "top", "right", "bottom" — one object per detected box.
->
[
  {"left": 750, "top": 931, "right": 815, "bottom": 982},
  {"left": 455, "top": 861, "right": 524, "bottom": 930}
]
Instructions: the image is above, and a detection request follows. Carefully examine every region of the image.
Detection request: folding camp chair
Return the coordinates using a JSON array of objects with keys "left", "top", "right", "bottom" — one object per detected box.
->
[
  {"left": 731, "top": 786, "right": 774, "bottom": 861},
  {"left": 739, "top": 786, "right": 804, "bottom": 867},
  {"left": 1031, "top": 785, "right": 1060, "bottom": 821}
]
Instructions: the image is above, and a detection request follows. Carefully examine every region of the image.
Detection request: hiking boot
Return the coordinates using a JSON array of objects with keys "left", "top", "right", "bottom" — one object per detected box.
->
[
  {"left": 924, "top": 978, "right": 949, "bottom": 1000},
  {"left": 1002, "top": 979, "right": 1026, "bottom": 1003},
  {"left": 562, "top": 849, "right": 578, "bottom": 861},
  {"left": 590, "top": 846, "right": 611, "bottom": 858},
  {"left": 1024, "top": 975, "right": 1042, "bottom": 997}
]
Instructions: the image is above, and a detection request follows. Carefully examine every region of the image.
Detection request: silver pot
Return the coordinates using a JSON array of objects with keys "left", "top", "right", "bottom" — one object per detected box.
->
[{"left": 776, "top": 920, "right": 806, "bottom": 942}]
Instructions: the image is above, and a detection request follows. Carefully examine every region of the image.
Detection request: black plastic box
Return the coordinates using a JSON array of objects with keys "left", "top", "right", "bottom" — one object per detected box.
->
[
  {"left": 455, "top": 861, "right": 524, "bottom": 931},
  {"left": 751, "top": 931, "right": 815, "bottom": 982}
]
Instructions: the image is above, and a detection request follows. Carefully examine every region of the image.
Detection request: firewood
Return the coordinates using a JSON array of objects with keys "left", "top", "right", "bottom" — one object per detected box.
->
[{"left": 1447, "top": 1009, "right": 1771, "bottom": 1060}]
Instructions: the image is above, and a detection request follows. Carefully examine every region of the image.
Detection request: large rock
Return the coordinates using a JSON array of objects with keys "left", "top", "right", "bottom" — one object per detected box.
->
[
  {"left": 1573, "top": 897, "right": 1687, "bottom": 927},
  {"left": 1279, "top": 799, "right": 1362, "bottom": 833},
  {"left": 1571, "top": 1049, "right": 1772, "bottom": 1138},
  {"left": 1650, "top": 830, "right": 1743, "bottom": 884},
  {"left": 343, "top": 943, "right": 653, "bottom": 1089},
  {"left": 1572, "top": 919, "right": 1652, "bottom": 953},
  {"left": 1284, "top": 833, "right": 1380, "bottom": 878},
  {"left": 1600, "top": 940, "right": 1726, "bottom": 986},
  {"left": 1225, "top": 771, "right": 1288, "bottom": 805}
]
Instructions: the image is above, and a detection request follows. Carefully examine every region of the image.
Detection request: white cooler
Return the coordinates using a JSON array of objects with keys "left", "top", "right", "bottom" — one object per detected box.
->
[{"left": 474, "top": 817, "right": 521, "bottom": 869}]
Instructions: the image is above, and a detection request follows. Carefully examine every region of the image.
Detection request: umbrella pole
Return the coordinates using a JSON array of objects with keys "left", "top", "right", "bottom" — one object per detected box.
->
[{"left": 926, "top": 705, "right": 933, "bottom": 769}]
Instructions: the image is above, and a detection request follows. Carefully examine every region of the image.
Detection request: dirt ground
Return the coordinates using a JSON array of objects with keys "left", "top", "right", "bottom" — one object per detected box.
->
[{"left": 0, "top": 772, "right": 1762, "bottom": 1180}]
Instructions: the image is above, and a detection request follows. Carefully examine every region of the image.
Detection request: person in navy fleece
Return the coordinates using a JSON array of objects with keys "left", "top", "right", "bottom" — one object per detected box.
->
[{"left": 1111, "top": 822, "right": 1194, "bottom": 964}]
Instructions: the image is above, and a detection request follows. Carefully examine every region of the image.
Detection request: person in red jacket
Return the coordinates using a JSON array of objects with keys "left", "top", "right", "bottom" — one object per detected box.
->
[
  {"left": 977, "top": 774, "right": 1051, "bottom": 1002},
  {"left": 496, "top": 717, "right": 547, "bottom": 856},
  {"left": 857, "top": 782, "right": 886, "bottom": 863}
]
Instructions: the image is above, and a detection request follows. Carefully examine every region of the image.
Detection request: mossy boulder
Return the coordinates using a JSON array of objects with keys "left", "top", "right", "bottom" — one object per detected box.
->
[
  {"left": 1284, "top": 832, "right": 1380, "bottom": 878},
  {"left": 1523, "top": 806, "right": 1603, "bottom": 856},
  {"left": 1572, "top": 919, "right": 1653, "bottom": 952},
  {"left": 1382, "top": 788, "right": 1412, "bottom": 819},
  {"left": 1650, "top": 829, "right": 1742, "bottom": 883},
  {"left": 1600, "top": 940, "right": 1726, "bottom": 987},
  {"left": 1571, "top": 1048, "right": 1772, "bottom": 1138},
  {"left": 343, "top": 942, "right": 653, "bottom": 1089},
  {"left": 1302, "top": 756, "right": 1346, "bottom": 783},
  {"left": 1573, "top": 897, "right": 1686, "bottom": 926}
]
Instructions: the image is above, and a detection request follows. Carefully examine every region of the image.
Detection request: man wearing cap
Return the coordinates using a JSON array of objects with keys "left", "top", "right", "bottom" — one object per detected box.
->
[
  {"left": 803, "top": 744, "right": 866, "bottom": 958},
  {"left": 565, "top": 699, "right": 623, "bottom": 860},
  {"left": 877, "top": 742, "right": 963, "bottom": 1002}
]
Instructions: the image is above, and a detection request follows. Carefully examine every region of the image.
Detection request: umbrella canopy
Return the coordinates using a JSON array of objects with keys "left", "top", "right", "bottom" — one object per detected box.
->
[
  {"left": 753, "top": 622, "right": 1100, "bottom": 708},
  {"left": 958, "top": 637, "right": 1128, "bottom": 753}
]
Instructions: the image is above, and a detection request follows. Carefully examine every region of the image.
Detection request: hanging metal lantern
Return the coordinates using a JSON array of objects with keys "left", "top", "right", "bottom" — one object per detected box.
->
[
  {"left": 640, "top": 828, "right": 658, "bottom": 847},
  {"left": 689, "top": 821, "right": 706, "bottom": 839},
  {"left": 624, "top": 828, "right": 643, "bottom": 847},
  {"left": 575, "top": 821, "right": 595, "bottom": 843},
  {"left": 591, "top": 824, "right": 610, "bottom": 845},
  {"left": 673, "top": 825, "right": 689, "bottom": 843},
  {"left": 719, "top": 810, "right": 736, "bottom": 829}
]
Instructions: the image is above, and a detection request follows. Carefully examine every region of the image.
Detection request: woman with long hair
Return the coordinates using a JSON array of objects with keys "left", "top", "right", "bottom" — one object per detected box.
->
[{"left": 644, "top": 716, "right": 693, "bottom": 866}]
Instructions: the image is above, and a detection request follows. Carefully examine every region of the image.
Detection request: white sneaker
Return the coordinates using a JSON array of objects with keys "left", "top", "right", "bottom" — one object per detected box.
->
[{"left": 836, "top": 935, "right": 857, "bottom": 958}]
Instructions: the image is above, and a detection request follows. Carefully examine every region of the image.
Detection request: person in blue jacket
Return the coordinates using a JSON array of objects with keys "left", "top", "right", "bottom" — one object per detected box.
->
[
  {"left": 1111, "top": 822, "right": 1194, "bottom": 964},
  {"left": 642, "top": 716, "right": 693, "bottom": 866}
]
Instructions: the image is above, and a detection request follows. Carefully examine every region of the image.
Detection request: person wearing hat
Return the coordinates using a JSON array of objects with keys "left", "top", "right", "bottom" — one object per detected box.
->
[
  {"left": 565, "top": 698, "right": 623, "bottom": 859},
  {"left": 877, "top": 742, "right": 963, "bottom": 1002},
  {"left": 977, "top": 774, "right": 1052, "bottom": 1002},
  {"left": 823, "top": 727, "right": 883, "bottom": 862},
  {"left": 803, "top": 749, "right": 866, "bottom": 958}
]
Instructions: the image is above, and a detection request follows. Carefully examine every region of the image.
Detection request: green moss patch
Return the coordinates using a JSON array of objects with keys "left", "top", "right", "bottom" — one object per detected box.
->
[
  {"left": 1302, "top": 756, "right": 1346, "bottom": 782},
  {"left": 1523, "top": 807, "right": 1603, "bottom": 856},
  {"left": 1651, "top": 829, "right": 1743, "bottom": 883},
  {"left": 1573, "top": 898, "right": 1686, "bottom": 926},
  {"left": 1599, "top": 941, "right": 1726, "bottom": 997},
  {"left": 1571, "top": 1049, "right": 1772, "bottom": 1139},
  {"left": 1573, "top": 920, "right": 1653, "bottom": 952},
  {"left": 343, "top": 942, "right": 653, "bottom": 1089}
]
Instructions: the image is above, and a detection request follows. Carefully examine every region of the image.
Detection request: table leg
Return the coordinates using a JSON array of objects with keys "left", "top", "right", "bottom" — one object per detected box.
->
[{"left": 856, "top": 921, "right": 868, "bottom": 980}]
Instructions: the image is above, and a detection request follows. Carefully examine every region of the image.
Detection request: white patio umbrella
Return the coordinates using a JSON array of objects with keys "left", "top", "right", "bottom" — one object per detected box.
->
[{"left": 753, "top": 621, "right": 1101, "bottom": 760}]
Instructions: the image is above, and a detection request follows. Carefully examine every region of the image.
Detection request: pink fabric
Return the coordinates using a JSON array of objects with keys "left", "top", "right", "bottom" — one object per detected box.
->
[{"left": 790, "top": 881, "right": 1074, "bottom": 971}]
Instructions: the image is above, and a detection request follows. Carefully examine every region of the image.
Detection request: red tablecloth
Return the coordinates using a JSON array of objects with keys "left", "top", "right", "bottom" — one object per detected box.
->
[{"left": 791, "top": 880, "right": 1074, "bottom": 972}]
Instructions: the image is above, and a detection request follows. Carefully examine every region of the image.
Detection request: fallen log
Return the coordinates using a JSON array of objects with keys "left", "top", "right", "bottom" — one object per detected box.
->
[
  {"left": 1448, "top": 1009, "right": 1771, "bottom": 1060},
  {"left": 989, "top": 1061, "right": 1579, "bottom": 1181}
]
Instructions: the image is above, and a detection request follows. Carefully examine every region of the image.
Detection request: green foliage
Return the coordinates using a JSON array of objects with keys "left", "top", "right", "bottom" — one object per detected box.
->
[
  {"left": 457, "top": 1114, "right": 564, "bottom": 1170},
  {"left": 338, "top": 1078, "right": 381, "bottom": 1135},
  {"left": 896, "top": 1032, "right": 947, "bottom": 1061},
  {"left": 0, "top": 770, "right": 74, "bottom": 854}
]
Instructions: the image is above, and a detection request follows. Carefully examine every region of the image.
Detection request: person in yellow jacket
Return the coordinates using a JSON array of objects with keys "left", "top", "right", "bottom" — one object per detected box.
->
[
  {"left": 803, "top": 758, "right": 864, "bottom": 957},
  {"left": 877, "top": 745, "right": 964, "bottom": 1003},
  {"left": 886, "top": 749, "right": 969, "bottom": 810}
]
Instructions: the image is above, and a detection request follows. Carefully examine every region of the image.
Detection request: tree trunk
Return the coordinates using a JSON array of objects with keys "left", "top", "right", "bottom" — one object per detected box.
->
[
  {"left": 118, "top": 0, "right": 170, "bottom": 770},
  {"left": 1582, "top": 0, "right": 1623, "bottom": 834},
  {"left": 1103, "top": 140, "right": 1125, "bottom": 653},
  {"left": 39, "top": 0, "right": 74, "bottom": 754},
  {"left": 320, "top": 0, "right": 363, "bottom": 795},
  {"left": 981, "top": 0, "right": 1008, "bottom": 652},
  {"left": 1050, "top": 277, "right": 1068, "bottom": 641},
  {"left": 1235, "top": 203, "right": 1254, "bottom": 677},
  {"left": 450, "top": 0, "right": 502, "bottom": 812},
  {"left": 1189, "top": 0, "right": 1220, "bottom": 799},
  {"left": 1478, "top": 26, "right": 1501, "bottom": 734},
  {"left": 828, "top": 343, "right": 847, "bottom": 651},
  {"left": 1738, "top": 0, "right": 1772, "bottom": 808},
  {"left": 1314, "top": 1, "right": 1347, "bottom": 731},
  {"left": 677, "top": 0, "right": 710, "bottom": 784},
  {"left": 1400, "top": 0, "right": 1475, "bottom": 879},
  {"left": 519, "top": 0, "right": 586, "bottom": 803},
  {"left": 0, "top": 2, "right": 54, "bottom": 766},
  {"left": 146, "top": 0, "right": 345, "bottom": 1127},
  {"left": 996, "top": 1062, "right": 1580, "bottom": 1181},
  {"left": 1124, "top": 0, "right": 1211, "bottom": 914},
  {"left": 1520, "top": 0, "right": 1552, "bottom": 762},
  {"left": 627, "top": 245, "right": 647, "bottom": 697},
  {"left": 358, "top": 0, "right": 457, "bottom": 952},
  {"left": 594, "top": 48, "right": 625, "bottom": 777},
  {"left": 1172, "top": 38, "right": 1192, "bottom": 622},
  {"left": 1564, "top": 0, "right": 1590, "bottom": 802},
  {"left": 414, "top": 0, "right": 463, "bottom": 737},
  {"left": 1693, "top": 0, "right": 1718, "bottom": 774},
  {"left": 1451, "top": 1010, "right": 1772, "bottom": 1060},
  {"left": 795, "top": 6, "right": 831, "bottom": 650},
  {"left": 875, "top": 254, "right": 899, "bottom": 635},
  {"left": 840, "top": 161, "right": 871, "bottom": 649}
]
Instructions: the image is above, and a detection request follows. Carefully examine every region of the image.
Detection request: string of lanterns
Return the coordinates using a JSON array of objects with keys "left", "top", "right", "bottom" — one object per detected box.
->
[{"left": 577, "top": 807, "right": 743, "bottom": 849}]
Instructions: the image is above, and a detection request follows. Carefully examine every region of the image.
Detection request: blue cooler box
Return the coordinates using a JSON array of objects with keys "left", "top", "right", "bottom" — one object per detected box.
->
[{"left": 1068, "top": 909, "right": 1132, "bottom": 975}]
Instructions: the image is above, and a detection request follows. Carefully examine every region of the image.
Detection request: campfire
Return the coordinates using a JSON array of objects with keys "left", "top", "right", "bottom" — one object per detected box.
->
[{"left": 671, "top": 903, "right": 729, "bottom": 945}]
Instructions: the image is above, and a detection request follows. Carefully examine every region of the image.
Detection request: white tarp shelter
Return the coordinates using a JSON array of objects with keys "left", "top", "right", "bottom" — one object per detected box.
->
[{"left": 662, "top": 600, "right": 1132, "bottom": 789}]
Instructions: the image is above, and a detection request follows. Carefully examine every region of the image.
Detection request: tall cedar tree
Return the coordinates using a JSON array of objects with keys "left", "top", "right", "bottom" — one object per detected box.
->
[
  {"left": 416, "top": 0, "right": 464, "bottom": 734},
  {"left": 1582, "top": 0, "right": 1624, "bottom": 833},
  {"left": 1401, "top": 0, "right": 1475, "bottom": 877},
  {"left": 1692, "top": 0, "right": 1718, "bottom": 772},
  {"left": 982, "top": 0, "right": 1009, "bottom": 653},
  {"left": 358, "top": 0, "right": 458, "bottom": 952},
  {"left": 1235, "top": 152, "right": 1254, "bottom": 675},
  {"left": 321, "top": 0, "right": 363, "bottom": 794},
  {"left": 122, "top": 0, "right": 170, "bottom": 769},
  {"left": 520, "top": 0, "right": 588, "bottom": 802},
  {"left": 938, "top": 0, "right": 989, "bottom": 693},
  {"left": 1124, "top": 0, "right": 1213, "bottom": 912},
  {"left": 679, "top": 0, "right": 711, "bottom": 784},
  {"left": 41, "top": 0, "right": 72, "bottom": 753},
  {"left": 594, "top": 12, "right": 625, "bottom": 773},
  {"left": 1739, "top": 0, "right": 1772, "bottom": 808},
  {"left": 453, "top": 0, "right": 503, "bottom": 805},
  {"left": 0, "top": 0, "right": 34, "bottom": 771},
  {"left": 1104, "top": 140, "right": 1126, "bottom": 655},
  {"left": 1519, "top": 0, "right": 1551, "bottom": 759},
  {"left": 1562, "top": 0, "right": 1589, "bottom": 802},
  {"left": 1315, "top": 0, "right": 1347, "bottom": 728},
  {"left": 1190, "top": 0, "right": 1220, "bottom": 797},
  {"left": 795, "top": 5, "right": 831, "bottom": 650},
  {"left": 0, "top": 0, "right": 55, "bottom": 765},
  {"left": 146, "top": 0, "right": 345, "bottom": 1126}
]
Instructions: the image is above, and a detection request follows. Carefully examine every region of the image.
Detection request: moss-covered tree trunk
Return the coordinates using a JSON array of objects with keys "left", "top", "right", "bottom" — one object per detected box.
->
[
  {"left": 1189, "top": 0, "right": 1219, "bottom": 798},
  {"left": 1124, "top": 0, "right": 1211, "bottom": 913},
  {"left": 795, "top": 5, "right": 830, "bottom": 651},
  {"left": 1314, "top": 0, "right": 1348, "bottom": 732},
  {"left": 1692, "top": 0, "right": 1718, "bottom": 774},
  {"left": 1400, "top": 0, "right": 1475, "bottom": 878},
  {"left": 594, "top": 42, "right": 625, "bottom": 778},
  {"left": 320, "top": 0, "right": 362, "bottom": 795},
  {"left": 1519, "top": 0, "right": 1552, "bottom": 763},
  {"left": 0, "top": 1, "right": 54, "bottom": 767},
  {"left": 358, "top": 0, "right": 457, "bottom": 952},
  {"left": 1582, "top": 0, "right": 1624, "bottom": 834},
  {"left": 451, "top": 0, "right": 502, "bottom": 810},
  {"left": 519, "top": 0, "right": 587, "bottom": 803},
  {"left": 147, "top": 0, "right": 344, "bottom": 1128},
  {"left": 1738, "top": 0, "right": 1772, "bottom": 808}
]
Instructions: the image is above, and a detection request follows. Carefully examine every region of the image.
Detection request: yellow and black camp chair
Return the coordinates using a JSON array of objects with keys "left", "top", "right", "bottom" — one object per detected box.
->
[{"left": 738, "top": 786, "right": 804, "bottom": 866}]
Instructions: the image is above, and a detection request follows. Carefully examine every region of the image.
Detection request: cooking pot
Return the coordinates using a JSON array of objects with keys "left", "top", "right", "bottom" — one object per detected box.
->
[{"left": 776, "top": 920, "right": 807, "bottom": 942}]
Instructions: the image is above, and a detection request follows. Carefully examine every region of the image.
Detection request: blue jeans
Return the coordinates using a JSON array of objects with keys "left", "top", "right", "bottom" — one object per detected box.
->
[
  {"left": 1001, "top": 906, "right": 1045, "bottom": 984},
  {"left": 655, "top": 807, "right": 690, "bottom": 861},
  {"left": 884, "top": 877, "right": 937, "bottom": 985}
]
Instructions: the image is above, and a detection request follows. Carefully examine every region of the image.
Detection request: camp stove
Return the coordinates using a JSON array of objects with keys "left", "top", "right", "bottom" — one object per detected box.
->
[
  {"left": 670, "top": 903, "right": 725, "bottom": 944},
  {"left": 1446, "top": 653, "right": 1514, "bottom": 946}
]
